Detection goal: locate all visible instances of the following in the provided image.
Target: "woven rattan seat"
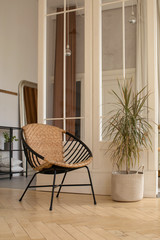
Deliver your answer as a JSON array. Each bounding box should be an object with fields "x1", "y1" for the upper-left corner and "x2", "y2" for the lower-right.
[{"x1": 19, "y1": 123, "x2": 96, "y2": 210}]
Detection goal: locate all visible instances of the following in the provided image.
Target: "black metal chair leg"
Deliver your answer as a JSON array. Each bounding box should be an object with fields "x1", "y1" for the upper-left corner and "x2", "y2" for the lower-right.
[
  {"x1": 85, "y1": 166, "x2": 97, "y2": 205},
  {"x1": 56, "y1": 172, "x2": 67, "y2": 198},
  {"x1": 49, "y1": 170, "x2": 56, "y2": 211},
  {"x1": 19, "y1": 172, "x2": 38, "y2": 201}
]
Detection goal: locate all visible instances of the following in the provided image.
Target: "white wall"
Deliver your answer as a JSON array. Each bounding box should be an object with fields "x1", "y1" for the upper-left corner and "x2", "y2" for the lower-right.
[{"x1": 0, "y1": 0, "x2": 38, "y2": 127}]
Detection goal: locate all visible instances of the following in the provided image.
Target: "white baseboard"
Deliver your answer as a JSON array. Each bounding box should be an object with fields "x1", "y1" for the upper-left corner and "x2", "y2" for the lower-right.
[{"x1": 36, "y1": 169, "x2": 158, "y2": 198}]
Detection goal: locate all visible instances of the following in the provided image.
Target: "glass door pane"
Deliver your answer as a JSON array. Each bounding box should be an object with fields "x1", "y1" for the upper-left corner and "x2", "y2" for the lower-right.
[
  {"x1": 102, "y1": 2, "x2": 123, "y2": 72},
  {"x1": 66, "y1": 0, "x2": 84, "y2": 9},
  {"x1": 47, "y1": 0, "x2": 64, "y2": 14},
  {"x1": 65, "y1": 8, "x2": 84, "y2": 136},
  {"x1": 101, "y1": 2, "x2": 123, "y2": 139},
  {"x1": 46, "y1": 0, "x2": 85, "y2": 139},
  {"x1": 125, "y1": 0, "x2": 136, "y2": 82},
  {"x1": 46, "y1": 13, "x2": 64, "y2": 120}
]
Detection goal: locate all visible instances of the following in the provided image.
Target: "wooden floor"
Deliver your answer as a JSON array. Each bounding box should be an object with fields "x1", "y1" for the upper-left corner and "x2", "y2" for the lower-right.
[{"x1": 0, "y1": 188, "x2": 160, "y2": 240}]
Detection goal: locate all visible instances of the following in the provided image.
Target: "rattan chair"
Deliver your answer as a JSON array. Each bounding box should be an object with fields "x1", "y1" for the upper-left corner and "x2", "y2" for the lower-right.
[{"x1": 19, "y1": 123, "x2": 96, "y2": 210}]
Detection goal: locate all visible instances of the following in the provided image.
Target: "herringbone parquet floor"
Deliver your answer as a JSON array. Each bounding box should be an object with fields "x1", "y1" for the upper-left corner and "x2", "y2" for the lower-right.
[{"x1": 0, "y1": 188, "x2": 160, "y2": 240}]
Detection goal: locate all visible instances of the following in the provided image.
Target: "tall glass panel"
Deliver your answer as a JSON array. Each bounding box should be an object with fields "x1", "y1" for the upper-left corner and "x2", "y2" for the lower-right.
[
  {"x1": 46, "y1": 0, "x2": 85, "y2": 139},
  {"x1": 102, "y1": 2, "x2": 123, "y2": 72},
  {"x1": 46, "y1": 13, "x2": 64, "y2": 121},
  {"x1": 125, "y1": 0, "x2": 137, "y2": 81},
  {"x1": 101, "y1": 2, "x2": 123, "y2": 139},
  {"x1": 65, "y1": 9, "x2": 84, "y2": 137}
]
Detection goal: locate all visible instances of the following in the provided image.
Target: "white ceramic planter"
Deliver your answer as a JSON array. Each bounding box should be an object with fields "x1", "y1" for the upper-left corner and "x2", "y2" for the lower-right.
[{"x1": 111, "y1": 171, "x2": 144, "y2": 202}]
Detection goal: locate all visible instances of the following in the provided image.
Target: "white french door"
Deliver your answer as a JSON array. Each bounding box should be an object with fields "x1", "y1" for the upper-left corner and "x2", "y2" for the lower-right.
[
  {"x1": 38, "y1": 0, "x2": 158, "y2": 196},
  {"x1": 92, "y1": 0, "x2": 137, "y2": 194},
  {"x1": 37, "y1": 0, "x2": 93, "y2": 193},
  {"x1": 92, "y1": 0, "x2": 158, "y2": 196}
]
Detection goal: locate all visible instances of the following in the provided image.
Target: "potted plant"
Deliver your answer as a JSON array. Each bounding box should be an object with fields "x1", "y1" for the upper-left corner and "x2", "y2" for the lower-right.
[
  {"x1": 104, "y1": 80, "x2": 152, "y2": 202},
  {"x1": 3, "y1": 132, "x2": 18, "y2": 150}
]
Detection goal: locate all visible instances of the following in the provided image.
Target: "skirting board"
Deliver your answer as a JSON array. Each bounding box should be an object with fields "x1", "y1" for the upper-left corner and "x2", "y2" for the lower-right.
[{"x1": 36, "y1": 169, "x2": 158, "y2": 197}]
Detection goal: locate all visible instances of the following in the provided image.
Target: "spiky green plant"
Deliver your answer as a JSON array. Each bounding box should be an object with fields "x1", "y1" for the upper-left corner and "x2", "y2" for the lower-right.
[{"x1": 104, "y1": 80, "x2": 152, "y2": 174}]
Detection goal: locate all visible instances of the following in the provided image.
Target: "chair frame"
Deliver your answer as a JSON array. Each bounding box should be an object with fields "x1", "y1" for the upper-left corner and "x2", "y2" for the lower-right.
[{"x1": 19, "y1": 130, "x2": 97, "y2": 210}]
